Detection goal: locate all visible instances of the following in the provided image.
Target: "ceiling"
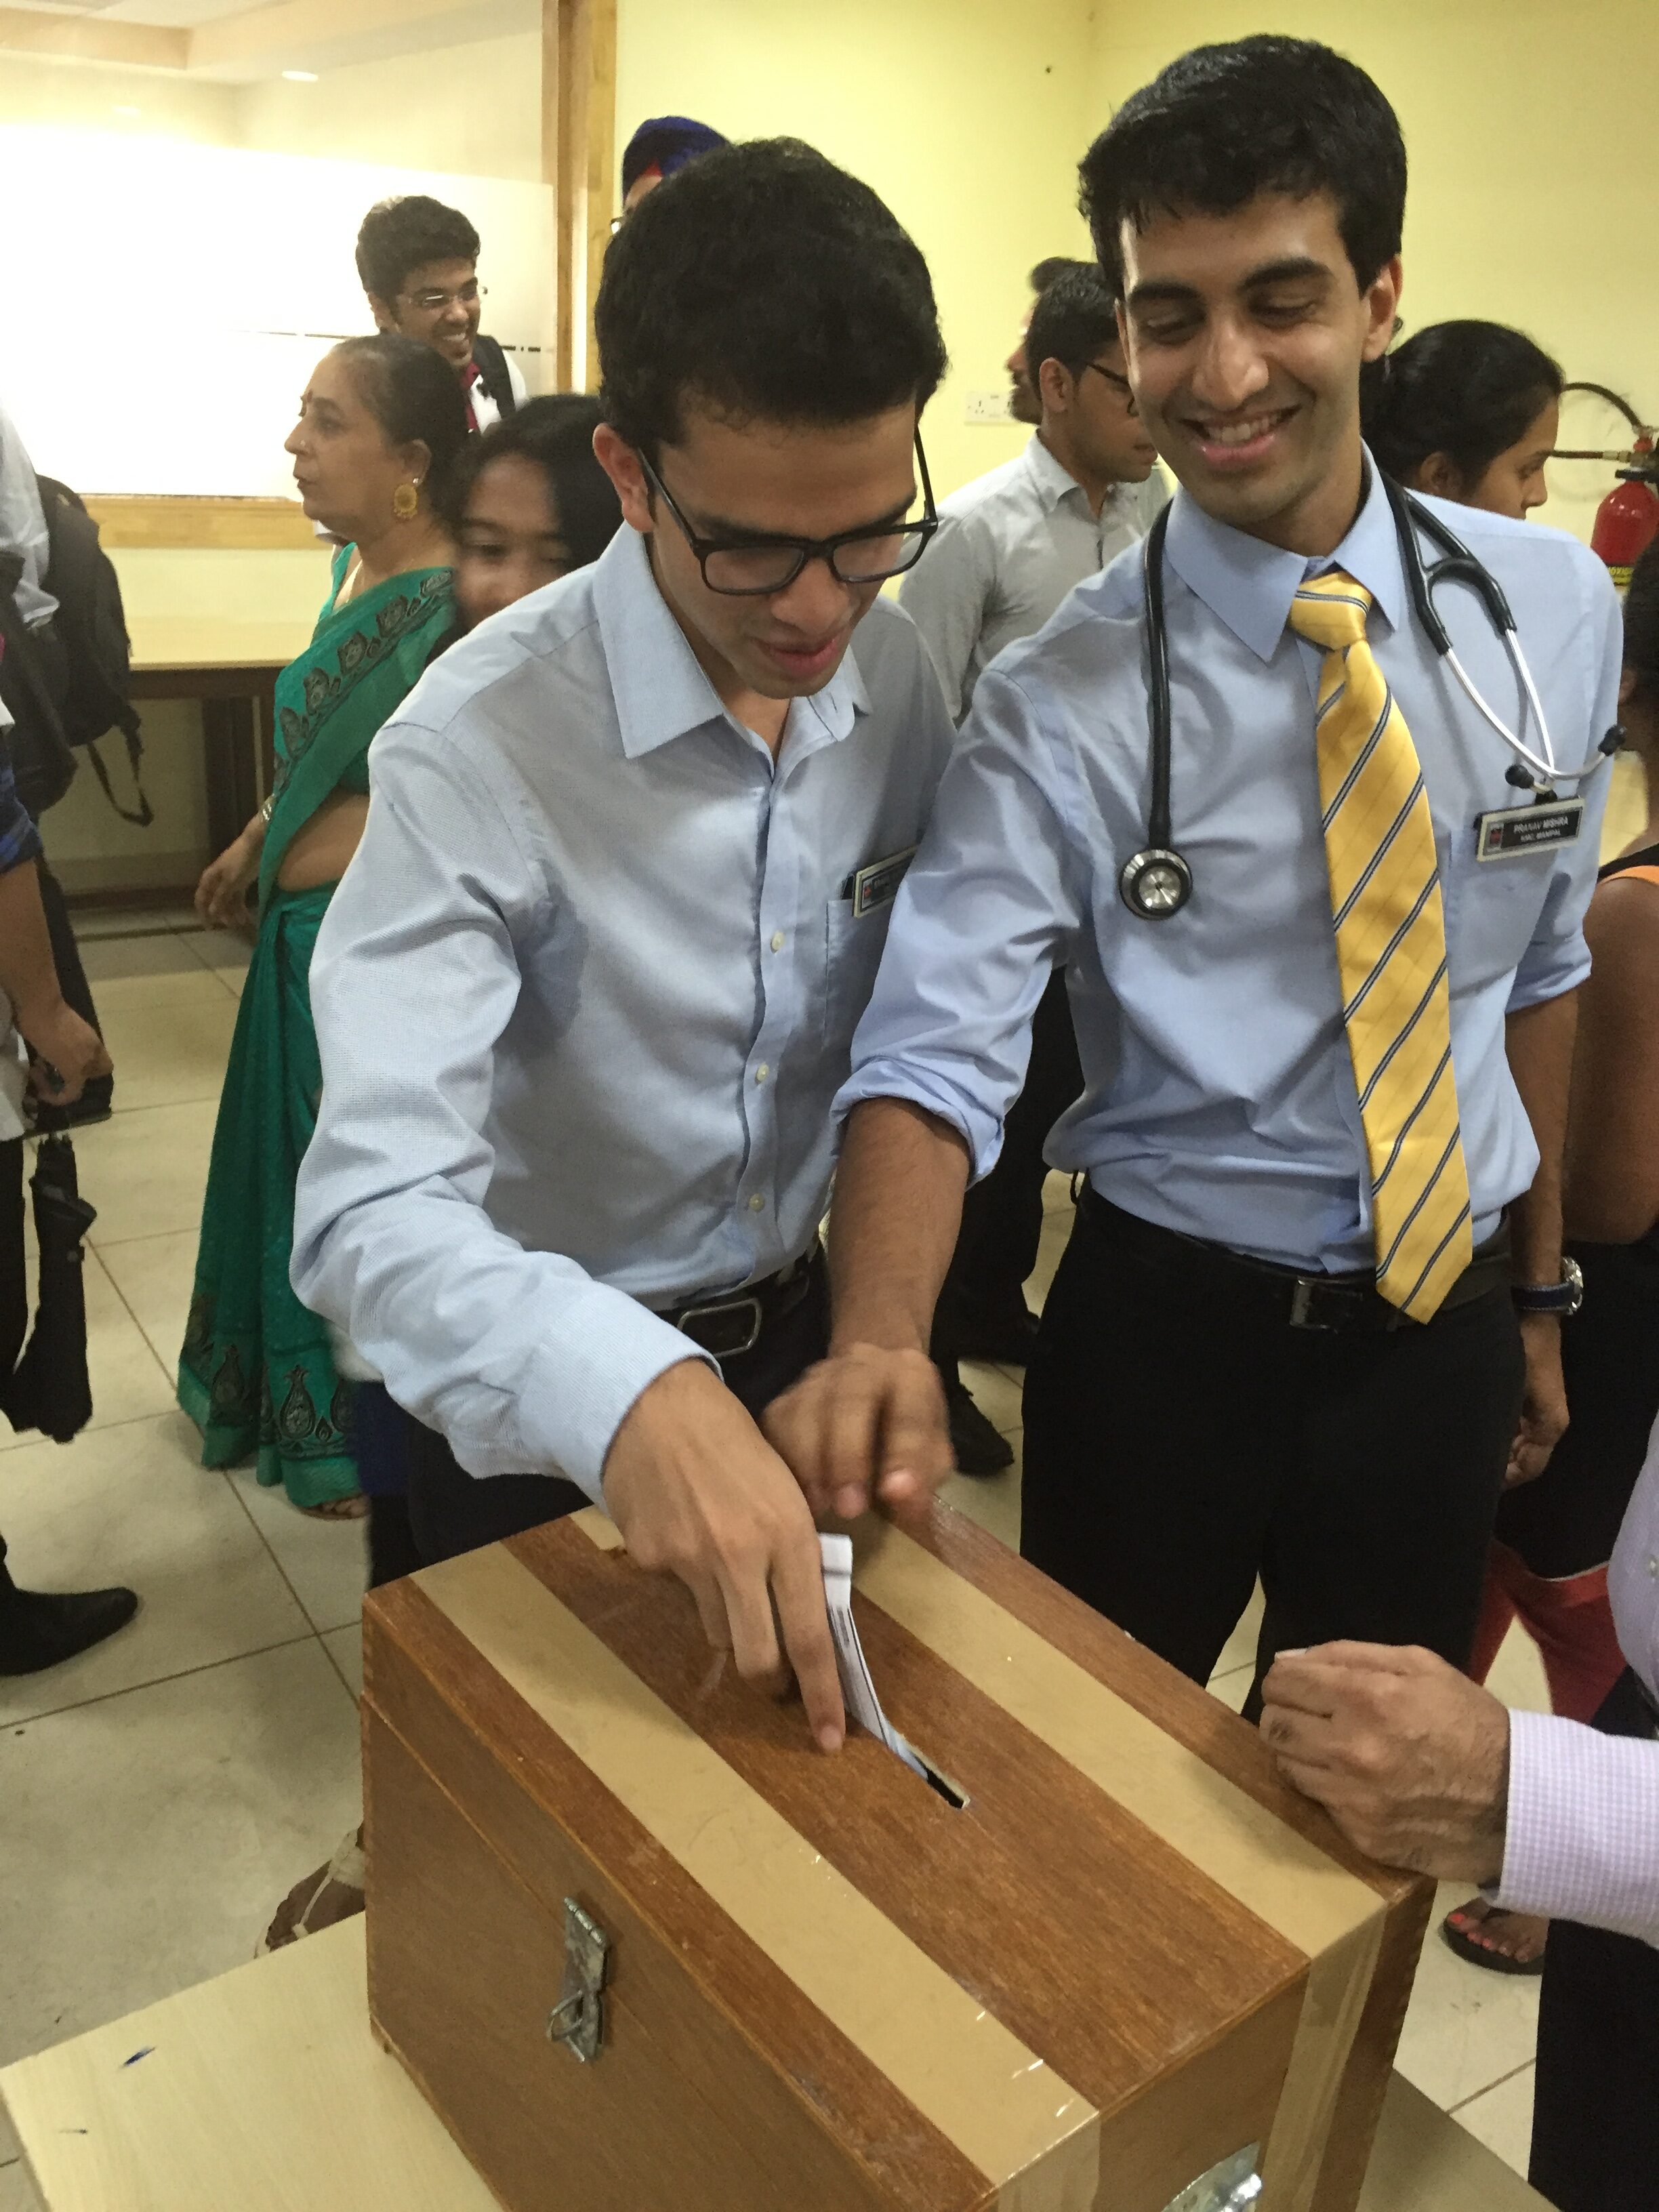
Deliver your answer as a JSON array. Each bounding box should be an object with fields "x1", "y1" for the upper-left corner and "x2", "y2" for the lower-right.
[{"x1": 0, "y1": 0, "x2": 535, "y2": 79}]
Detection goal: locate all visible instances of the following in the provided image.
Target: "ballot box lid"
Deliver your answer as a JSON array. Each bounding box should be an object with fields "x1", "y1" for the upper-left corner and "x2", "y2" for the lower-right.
[{"x1": 362, "y1": 1504, "x2": 1427, "y2": 2212}]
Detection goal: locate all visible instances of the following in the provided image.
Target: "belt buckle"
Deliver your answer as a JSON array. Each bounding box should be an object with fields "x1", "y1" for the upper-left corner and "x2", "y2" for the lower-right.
[
  {"x1": 1289, "y1": 1277, "x2": 1343, "y2": 1332},
  {"x1": 677, "y1": 1294, "x2": 764, "y2": 1359}
]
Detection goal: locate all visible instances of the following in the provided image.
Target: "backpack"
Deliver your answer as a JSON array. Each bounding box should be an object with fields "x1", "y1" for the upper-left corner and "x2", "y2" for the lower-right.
[
  {"x1": 0, "y1": 552, "x2": 77, "y2": 819},
  {"x1": 34, "y1": 476, "x2": 152, "y2": 827},
  {"x1": 472, "y1": 334, "x2": 519, "y2": 424}
]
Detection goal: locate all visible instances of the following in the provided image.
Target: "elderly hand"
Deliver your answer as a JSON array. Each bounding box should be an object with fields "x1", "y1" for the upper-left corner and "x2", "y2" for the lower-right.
[{"x1": 1260, "y1": 1641, "x2": 1511, "y2": 1883}]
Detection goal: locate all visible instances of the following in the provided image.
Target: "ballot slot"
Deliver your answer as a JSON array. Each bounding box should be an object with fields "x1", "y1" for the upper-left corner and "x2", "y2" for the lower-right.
[{"x1": 819, "y1": 1534, "x2": 968, "y2": 1809}]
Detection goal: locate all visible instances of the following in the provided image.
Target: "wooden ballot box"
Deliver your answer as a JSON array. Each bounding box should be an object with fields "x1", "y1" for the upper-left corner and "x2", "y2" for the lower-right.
[{"x1": 361, "y1": 1505, "x2": 1431, "y2": 2212}]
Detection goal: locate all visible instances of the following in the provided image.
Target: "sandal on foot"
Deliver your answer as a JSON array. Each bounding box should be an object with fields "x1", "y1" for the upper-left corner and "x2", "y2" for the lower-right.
[
  {"x1": 258, "y1": 1825, "x2": 367, "y2": 1954},
  {"x1": 1440, "y1": 1898, "x2": 1547, "y2": 1975}
]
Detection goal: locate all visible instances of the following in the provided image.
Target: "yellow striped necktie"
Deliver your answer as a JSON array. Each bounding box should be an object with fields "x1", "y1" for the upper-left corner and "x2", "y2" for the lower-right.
[{"x1": 1288, "y1": 571, "x2": 1472, "y2": 1322}]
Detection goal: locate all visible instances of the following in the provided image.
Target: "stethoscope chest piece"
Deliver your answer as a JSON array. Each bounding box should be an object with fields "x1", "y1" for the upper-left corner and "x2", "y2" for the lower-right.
[{"x1": 1120, "y1": 845, "x2": 1193, "y2": 920}]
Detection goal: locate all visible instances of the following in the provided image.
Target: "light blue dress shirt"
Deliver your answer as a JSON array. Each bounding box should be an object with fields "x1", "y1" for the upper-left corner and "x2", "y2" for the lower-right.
[
  {"x1": 292, "y1": 525, "x2": 954, "y2": 1499},
  {"x1": 840, "y1": 462, "x2": 1621, "y2": 1273}
]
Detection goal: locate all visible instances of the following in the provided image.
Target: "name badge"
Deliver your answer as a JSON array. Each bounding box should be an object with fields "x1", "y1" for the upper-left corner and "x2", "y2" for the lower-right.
[
  {"x1": 841, "y1": 844, "x2": 917, "y2": 918},
  {"x1": 1473, "y1": 798, "x2": 1584, "y2": 862}
]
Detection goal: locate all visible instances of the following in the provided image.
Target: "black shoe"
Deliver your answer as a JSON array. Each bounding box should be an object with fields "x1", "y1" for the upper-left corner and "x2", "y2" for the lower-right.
[
  {"x1": 0, "y1": 1583, "x2": 140, "y2": 1675},
  {"x1": 951, "y1": 1303, "x2": 1041, "y2": 1367},
  {"x1": 943, "y1": 1374, "x2": 1014, "y2": 1478}
]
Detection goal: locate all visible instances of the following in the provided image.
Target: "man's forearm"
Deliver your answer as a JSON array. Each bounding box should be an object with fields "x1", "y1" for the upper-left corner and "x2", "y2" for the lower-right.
[
  {"x1": 1504, "y1": 991, "x2": 1578, "y2": 1281},
  {"x1": 827, "y1": 1098, "x2": 970, "y2": 1353},
  {"x1": 0, "y1": 859, "x2": 64, "y2": 1024}
]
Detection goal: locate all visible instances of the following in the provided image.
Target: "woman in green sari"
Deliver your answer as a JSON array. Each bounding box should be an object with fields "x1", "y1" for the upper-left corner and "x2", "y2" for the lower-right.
[{"x1": 180, "y1": 334, "x2": 468, "y2": 1513}]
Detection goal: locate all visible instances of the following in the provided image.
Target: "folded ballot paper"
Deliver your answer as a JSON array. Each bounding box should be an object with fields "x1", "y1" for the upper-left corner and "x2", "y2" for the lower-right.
[{"x1": 818, "y1": 1532, "x2": 930, "y2": 1782}]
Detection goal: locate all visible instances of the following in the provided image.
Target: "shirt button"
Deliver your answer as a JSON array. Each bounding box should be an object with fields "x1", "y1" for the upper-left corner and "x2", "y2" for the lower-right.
[
  {"x1": 770, "y1": 931, "x2": 785, "y2": 953},
  {"x1": 754, "y1": 1063, "x2": 770, "y2": 1084},
  {"x1": 747, "y1": 1193, "x2": 764, "y2": 1212},
  {"x1": 1648, "y1": 1555, "x2": 1658, "y2": 1580}
]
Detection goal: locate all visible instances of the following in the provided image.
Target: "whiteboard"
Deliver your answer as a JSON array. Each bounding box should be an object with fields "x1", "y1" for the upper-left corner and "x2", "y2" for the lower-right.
[{"x1": 0, "y1": 125, "x2": 556, "y2": 497}]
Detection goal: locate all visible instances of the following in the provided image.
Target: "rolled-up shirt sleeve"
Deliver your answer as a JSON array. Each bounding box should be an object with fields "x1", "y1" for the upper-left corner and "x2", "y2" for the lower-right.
[
  {"x1": 1506, "y1": 552, "x2": 1622, "y2": 1012},
  {"x1": 291, "y1": 722, "x2": 706, "y2": 1504},
  {"x1": 836, "y1": 665, "x2": 1084, "y2": 1181},
  {"x1": 1494, "y1": 1706, "x2": 1659, "y2": 1947}
]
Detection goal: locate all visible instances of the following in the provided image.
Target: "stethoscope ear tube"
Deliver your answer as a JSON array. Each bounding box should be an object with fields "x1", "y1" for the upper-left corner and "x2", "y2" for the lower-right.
[{"x1": 1124, "y1": 508, "x2": 1192, "y2": 920}]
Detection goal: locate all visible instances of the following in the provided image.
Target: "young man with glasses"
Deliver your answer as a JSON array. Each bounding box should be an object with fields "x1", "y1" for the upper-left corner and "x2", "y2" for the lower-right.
[
  {"x1": 294, "y1": 140, "x2": 955, "y2": 1751},
  {"x1": 356, "y1": 195, "x2": 527, "y2": 431},
  {"x1": 899, "y1": 264, "x2": 1166, "y2": 1470}
]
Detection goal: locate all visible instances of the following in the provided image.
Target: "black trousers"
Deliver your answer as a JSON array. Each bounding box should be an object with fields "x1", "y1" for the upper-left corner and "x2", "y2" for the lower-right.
[
  {"x1": 1, "y1": 1137, "x2": 26, "y2": 1612},
  {"x1": 1530, "y1": 1669, "x2": 1659, "y2": 2211},
  {"x1": 1021, "y1": 1194, "x2": 1525, "y2": 1706},
  {"x1": 407, "y1": 1258, "x2": 832, "y2": 1568},
  {"x1": 933, "y1": 971, "x2": 1080, "y2": 1359}
]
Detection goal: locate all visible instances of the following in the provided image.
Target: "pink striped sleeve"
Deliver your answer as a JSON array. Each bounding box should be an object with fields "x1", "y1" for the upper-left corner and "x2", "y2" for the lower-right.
[{"x1": 1494, "y1": 1708, "x2": 1659, "y2": 1947}]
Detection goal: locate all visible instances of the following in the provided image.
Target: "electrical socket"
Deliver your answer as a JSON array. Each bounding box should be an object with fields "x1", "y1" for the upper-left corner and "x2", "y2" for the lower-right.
[{"x1": 964, "y1": 388, "x2": 1012, "y2": 426}]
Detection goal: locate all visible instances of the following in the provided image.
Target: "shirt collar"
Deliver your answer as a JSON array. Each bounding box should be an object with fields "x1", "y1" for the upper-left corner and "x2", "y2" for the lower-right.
[
  {"x1": 590, "y1": 523, "x2": 869, "y2": 760},
  {"x1": 1022, "y1": 432, "x2": 1088, "y2": 513},
  {"x1": 1162, "y1": 448, "x2": 1408, "y2": 664}
]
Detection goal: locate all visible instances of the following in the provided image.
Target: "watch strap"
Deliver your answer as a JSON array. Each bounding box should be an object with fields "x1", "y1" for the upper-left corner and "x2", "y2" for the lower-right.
[{"x1": 1511, "y1": 1258, "x2": 1584, "y2": 1316}]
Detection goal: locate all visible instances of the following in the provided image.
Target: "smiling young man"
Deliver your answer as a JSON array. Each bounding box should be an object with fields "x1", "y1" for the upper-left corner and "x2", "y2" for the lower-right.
[
  {"x1": 356, "y1": 196, "x2": 527, "y2": 431},
  {"x1": 292, "y1": 140, "x2": 954, "y2": 1749},
  {"x1": 766, "y1": 39, "x2": 1620, "y2": 1710}
]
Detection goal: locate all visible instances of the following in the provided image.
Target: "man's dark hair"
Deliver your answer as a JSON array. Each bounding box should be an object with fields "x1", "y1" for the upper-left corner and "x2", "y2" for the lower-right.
[
  {"x1": 330, "y1": 334, "x2": 471, "y2": 489},
  {"x1": 597, "y1": 138, "x2": 947, "y2": 456},
  {"x1": 356, "y1": 195, "x2": 481, "y2": 302},
  {"x1": 1079, "y1": 37, "x2": 1407, "y2": 291},
  {"x1": 434, "y1": 393, "x2": 623, "y2": 570},
  {"x1": 1028, "y1": 254, "x2": 1091, "y2": 296},
  {"x1": 1025, "y1": 267, "x2": 1120, "y2": 386},
  {"x1": 1364, "y1": 320, "x2": 1563, "y2": 487},
  {"x1": 1622, "y1": 539, "x2": 1659, "y2": 705}
]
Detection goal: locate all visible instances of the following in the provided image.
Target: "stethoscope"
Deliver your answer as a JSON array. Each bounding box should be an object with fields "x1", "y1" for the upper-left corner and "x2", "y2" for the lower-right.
[{"x1": 1120, "y1": 474, "x2": 1624, "y2": 920}]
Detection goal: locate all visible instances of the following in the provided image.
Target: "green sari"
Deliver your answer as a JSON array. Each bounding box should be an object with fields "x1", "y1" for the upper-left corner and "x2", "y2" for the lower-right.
[{"x1": 178, "y1": 550, "x2": 455, "y2": 1507}]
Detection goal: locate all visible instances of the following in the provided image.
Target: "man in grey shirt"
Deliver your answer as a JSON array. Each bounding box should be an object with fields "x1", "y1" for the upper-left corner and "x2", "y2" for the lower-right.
[
  {"x1": 899, "y1": 268, "x2": 1167, "y2": 1466},
  {"x1": 902, "y1": 266, "x2": 1166, "y2": 721}
]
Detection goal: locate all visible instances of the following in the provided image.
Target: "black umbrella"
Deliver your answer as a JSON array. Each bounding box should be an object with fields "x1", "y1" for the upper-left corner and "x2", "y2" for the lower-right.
[{"x1": 0, "y1": 1103, "x2": 97, "y2": 1444}]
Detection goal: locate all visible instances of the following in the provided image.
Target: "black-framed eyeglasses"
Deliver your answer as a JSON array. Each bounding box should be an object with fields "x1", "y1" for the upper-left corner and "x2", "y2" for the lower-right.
[
  {"x1": 636, "y1": 434, "x2": 939, "y2": 595},
  {"x1": 1084, "y1": 360, "x2": 1138, "y2": 413}
]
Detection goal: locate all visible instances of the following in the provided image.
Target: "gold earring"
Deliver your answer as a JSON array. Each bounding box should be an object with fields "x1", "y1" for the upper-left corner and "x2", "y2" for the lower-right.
[{"x1": 392, "y1": 480, "x2": 420, "y2": 521}]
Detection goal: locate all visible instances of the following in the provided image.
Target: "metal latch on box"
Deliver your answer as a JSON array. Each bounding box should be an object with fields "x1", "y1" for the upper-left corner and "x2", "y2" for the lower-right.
[{"x1": 546, "y1": 1898, "x2": 609, "y2": 2063}]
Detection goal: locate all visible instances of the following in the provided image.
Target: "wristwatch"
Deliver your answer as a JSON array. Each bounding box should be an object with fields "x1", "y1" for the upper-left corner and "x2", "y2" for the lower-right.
[{"x1": 1511, "y1": 1257, "x2": 1584, "y2": 1317}]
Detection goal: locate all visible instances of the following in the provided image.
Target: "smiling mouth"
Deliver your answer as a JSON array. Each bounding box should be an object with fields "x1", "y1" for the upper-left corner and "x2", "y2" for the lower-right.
[{"x1": 1186, "y1": 405, "x2": 1298, "y2": 464}]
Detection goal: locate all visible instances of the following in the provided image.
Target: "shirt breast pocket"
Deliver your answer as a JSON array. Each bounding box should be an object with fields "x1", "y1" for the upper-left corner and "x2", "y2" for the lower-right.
[
  {"x1": 1443, "y1": 840, "x2": 1564, "y2": 992},
  {"x1": 821, "y1": 899, "x2": 893, "y2": 1057}
]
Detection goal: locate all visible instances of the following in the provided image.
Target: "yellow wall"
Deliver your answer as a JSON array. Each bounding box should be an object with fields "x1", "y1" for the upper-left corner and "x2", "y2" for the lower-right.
[
  {"x1": 615, "y1": 0, "x2": 1098, "y2": 498},
  {"x1": 0, "y1": 33, "x2": 539, "y2": 176},
  {"x1": 0, "y1": 56, "x2": 236, "y2": 142},
  {"x1": 237, "y1": 30, "x2": 541, "y2": 179},
  {"x1": 1085, "y1": 0, "x2": 1659, "y2": 544}
]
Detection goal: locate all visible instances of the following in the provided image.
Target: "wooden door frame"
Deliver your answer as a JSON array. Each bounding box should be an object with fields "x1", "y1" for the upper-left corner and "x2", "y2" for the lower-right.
[{"x1": 541, "y1": 0, "x2": 617, "y2": 390}]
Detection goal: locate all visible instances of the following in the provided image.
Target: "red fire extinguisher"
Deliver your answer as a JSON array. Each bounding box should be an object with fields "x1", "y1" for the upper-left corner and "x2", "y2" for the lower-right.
[
  {"x1": 1591, "y1": 436, "x2": 1659, "y2": 589},
  {"x1": 1559, "y1": 383, "x2": 1659, "y2": 589}
]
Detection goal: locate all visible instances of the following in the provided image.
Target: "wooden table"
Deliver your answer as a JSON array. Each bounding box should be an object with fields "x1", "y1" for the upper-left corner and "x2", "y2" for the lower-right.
[
  {"x1": 0, "y1": 1919, "x2": 1549, "y2": 2212},
  {"x1": 125, "y1": 615, "x2": 312, "y2": 861}
]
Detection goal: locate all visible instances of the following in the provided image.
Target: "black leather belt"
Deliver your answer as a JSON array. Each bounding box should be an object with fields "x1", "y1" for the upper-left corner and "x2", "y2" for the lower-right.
[
  {"x1": 657, "y1": 1243, "x2": 821, "y2": 1359},
  {"x1": 1080, "y1": 1189, "x2": 1512, "y2": 1334}
]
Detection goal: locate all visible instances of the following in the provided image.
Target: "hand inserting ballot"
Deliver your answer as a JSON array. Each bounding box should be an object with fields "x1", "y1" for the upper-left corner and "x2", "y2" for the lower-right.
[{"x1": 601, "y1": 1359, "x2": 849, "y2": 1752}]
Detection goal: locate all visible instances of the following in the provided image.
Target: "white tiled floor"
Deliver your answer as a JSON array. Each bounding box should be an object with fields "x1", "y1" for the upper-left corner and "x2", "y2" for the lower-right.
[{"x1": 0, "y1": 920, "x2": 1551, "y2": 2192}]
